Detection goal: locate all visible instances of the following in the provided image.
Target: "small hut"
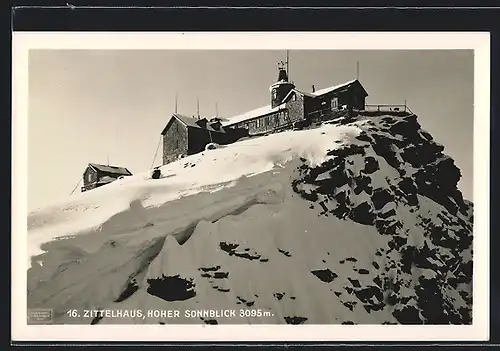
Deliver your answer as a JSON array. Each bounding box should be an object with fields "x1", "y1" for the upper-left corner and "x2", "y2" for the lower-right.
[{"x1": 81, "y1": 163, "x2": 133, "y2": 192}]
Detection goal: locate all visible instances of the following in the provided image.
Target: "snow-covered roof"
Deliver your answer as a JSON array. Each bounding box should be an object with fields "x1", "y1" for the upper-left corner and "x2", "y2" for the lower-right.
[
  {"x1": 194, "y1": 80, "x2": 366, "y2": 129},
  {"x1": 220, "y1": 103, "x2": 287, "y2": 127},
  {"x1": 295, "y1": 89, "x2": 316, "y2": 98},
  {"x1": 311, "y1": 79, "x2": 360, "y2": 97},
  {"x1": 89, "y1": 163, "x2": 132, "y2": 176}
]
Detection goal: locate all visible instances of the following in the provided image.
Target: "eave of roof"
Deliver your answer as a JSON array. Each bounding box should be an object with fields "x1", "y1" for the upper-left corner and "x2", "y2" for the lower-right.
[
  {"x1": 88, "y1": 163, "x2": 132, "y2": 175},
  {"x1": 311, "y1": 79, "x2": 368, "y2": 97},
  {"x1": 220, "y1": 103, "x2": 287, "y2": 127}
]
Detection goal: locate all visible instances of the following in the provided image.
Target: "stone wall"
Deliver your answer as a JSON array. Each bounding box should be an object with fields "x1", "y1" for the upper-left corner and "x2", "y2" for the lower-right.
[{"x1": 162, "y1": 119, "x2": 189, "y2": 165}]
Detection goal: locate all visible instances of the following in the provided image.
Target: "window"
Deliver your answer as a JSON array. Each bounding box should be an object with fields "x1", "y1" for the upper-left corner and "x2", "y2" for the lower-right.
[
  {"x1": 292, "y1": 93, "x2": 297, "y2": 101},
  {"x1": 87, "y1": 172, "x2": 92, "y2": 183},
  {"x1": 332, "y1": 97, "x2": 339, "y2": 109},
  {"x1": 272, "y1": 89, "x2": 277, "y2": 100}
]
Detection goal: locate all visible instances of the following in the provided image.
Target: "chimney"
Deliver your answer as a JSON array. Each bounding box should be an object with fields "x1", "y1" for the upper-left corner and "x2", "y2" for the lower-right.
[{"x1": 312, "y1": 85, "x2": 315, "y2": 93}]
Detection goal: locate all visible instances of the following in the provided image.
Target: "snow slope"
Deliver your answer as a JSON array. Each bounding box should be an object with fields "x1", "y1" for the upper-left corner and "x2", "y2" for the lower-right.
[{"x1": 27, "y1": 113, "x2": 473, "y2": 325}]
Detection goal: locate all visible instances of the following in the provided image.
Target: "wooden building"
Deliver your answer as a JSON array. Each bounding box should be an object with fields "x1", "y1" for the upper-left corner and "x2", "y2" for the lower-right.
[
  {"x1": 160, "y1": 114, "x2": 245, "y2": 165},
  {"x1": 81, "y1": 163, "x2": 133, "y2": 192}
]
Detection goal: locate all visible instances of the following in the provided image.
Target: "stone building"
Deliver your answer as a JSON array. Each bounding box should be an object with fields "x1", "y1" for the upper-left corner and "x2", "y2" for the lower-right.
[
  {"x1": 160, "y1": 62, "x2": 369, "y2": 165},
  {"x1": 160, "y1": 114, "x2": 245, "y2": 165}
]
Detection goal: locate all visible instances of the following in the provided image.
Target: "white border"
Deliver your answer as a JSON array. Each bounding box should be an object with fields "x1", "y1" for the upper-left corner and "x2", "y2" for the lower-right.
[{"x1": 12, "y1": 32, "x2": 490, "y2": 342}]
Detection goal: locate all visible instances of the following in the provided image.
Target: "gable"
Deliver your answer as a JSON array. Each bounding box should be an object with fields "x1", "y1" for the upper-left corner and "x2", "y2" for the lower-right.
[
  {"x1": 282, "y1": 88, "x2": 315, "y2": 103},
  {"x1": 83, "y1": 166, "x2": 95, "y2": 178},
  {"x1": 349, "y1": 80, "x2": 369, "y2": 97},
  {"x1": 83, "y1": 166, "x2": 98, "y2": 184},
  {"x1": 161, "y1": 115, "x2": 185, "y2": 135},
  {"x1": 162, "y1": 114, "x2": 226, "y2": 135}
]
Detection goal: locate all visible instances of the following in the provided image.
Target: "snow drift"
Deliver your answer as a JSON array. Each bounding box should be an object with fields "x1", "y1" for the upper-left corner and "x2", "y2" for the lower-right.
[{"x1": 27, "y1": 113, "x2": 473, "y2": 325}]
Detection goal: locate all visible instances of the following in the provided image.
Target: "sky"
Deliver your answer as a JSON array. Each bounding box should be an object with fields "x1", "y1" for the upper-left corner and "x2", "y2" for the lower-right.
[{"x1": 28, "y1": 49, "x2": 474, "y2": 211}]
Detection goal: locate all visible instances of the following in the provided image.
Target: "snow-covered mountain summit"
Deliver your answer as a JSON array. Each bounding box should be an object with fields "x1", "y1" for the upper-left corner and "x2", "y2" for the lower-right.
[{"x1": 27, "y1": 113, "x2": 473, "y2": 325}]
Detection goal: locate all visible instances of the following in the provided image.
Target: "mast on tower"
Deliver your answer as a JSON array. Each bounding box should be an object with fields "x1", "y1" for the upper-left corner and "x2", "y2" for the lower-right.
[
  {"x1": 270, "y1": 54, "x2": 295, "y2": 108},
  {"x1": 286, "y1": 50, "x2": 290, "y2": 81},
  {"x1": 174, "y1": 91, "x2": 178, "y2": 113}
]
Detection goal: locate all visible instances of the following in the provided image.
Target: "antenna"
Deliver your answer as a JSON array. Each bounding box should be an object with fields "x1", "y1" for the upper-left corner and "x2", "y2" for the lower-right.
[
  {"x1": 197, "y1": 98, "x2": 200, "y2": 118},
  {"x1": 356, "y1": 61, "x2": 360, "y2": 80},
  {"x1": 107, "y1": 154, "x2": 109, "y2": 166},
  {"x1": 174, "y1": 91, "x2": 178, "y2": 113},
  {"x1": 286, "y1": 50, "x2": 290, "y2": 80}
]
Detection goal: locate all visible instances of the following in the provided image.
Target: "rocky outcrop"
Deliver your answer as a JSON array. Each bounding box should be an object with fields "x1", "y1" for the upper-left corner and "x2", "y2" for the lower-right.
[
  {"x1": 26, "y1": 113, "x2": 473, "y2": 326},
  {"x1": 291, "y1": 114, "x2": 473, "y2": 324}
]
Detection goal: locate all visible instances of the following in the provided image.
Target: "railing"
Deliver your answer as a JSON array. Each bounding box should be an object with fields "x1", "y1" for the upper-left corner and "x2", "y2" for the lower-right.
[
  {"x1": 304, "y1": 103, "x2": 416, "y2": 126},
  {"x1": 364, "y1": 104, "x2": 414, "y2": 115},
  {"x1": 307, "y1": 106, "x2": 348, "y2": 122}
]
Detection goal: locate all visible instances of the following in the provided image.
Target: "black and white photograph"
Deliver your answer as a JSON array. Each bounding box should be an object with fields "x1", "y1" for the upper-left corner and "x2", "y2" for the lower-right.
[{"x1": 12, "y1": 32, "x2": 490, "y2": 342}]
